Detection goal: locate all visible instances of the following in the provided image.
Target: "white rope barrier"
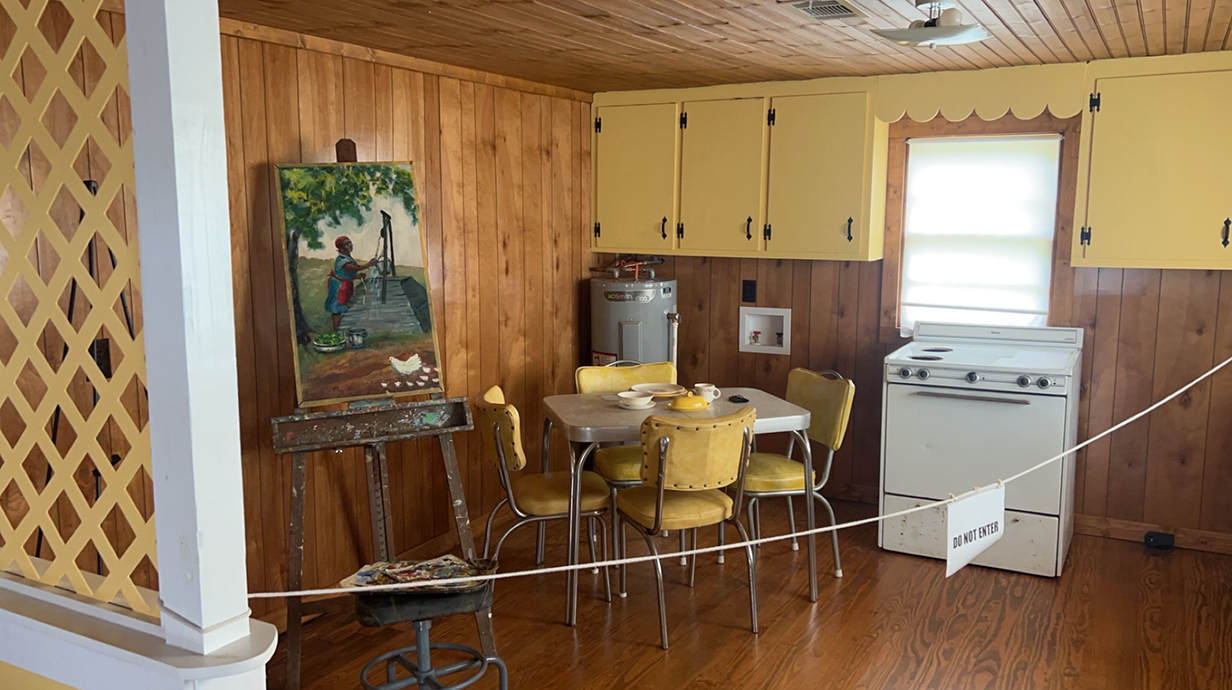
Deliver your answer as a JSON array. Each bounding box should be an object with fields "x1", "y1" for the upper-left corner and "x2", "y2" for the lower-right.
[{"x1": 248, "y1": 352, "x2": 1232, "y2": 601}]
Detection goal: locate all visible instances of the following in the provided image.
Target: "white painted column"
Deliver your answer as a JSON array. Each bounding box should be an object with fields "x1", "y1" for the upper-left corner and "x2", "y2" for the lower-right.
[{"x1": 125, "y1": 0, "x2": 253, "y2": 655}]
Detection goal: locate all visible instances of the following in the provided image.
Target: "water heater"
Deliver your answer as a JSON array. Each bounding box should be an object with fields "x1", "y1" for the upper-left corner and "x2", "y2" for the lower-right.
[{"x1": 590, "y1": 277, "x2": 678, "y2": 365}]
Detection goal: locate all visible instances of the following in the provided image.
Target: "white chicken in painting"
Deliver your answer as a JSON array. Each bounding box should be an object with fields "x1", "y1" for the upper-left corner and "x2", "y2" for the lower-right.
[{"x1": 389, "y1": 353, "x2": 423, "y2": 376}]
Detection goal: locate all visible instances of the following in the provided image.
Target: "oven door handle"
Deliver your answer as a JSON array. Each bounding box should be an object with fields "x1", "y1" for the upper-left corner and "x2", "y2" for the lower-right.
[{"x1": 913, "y1": 391, "x2": 1031, "y2": 405}]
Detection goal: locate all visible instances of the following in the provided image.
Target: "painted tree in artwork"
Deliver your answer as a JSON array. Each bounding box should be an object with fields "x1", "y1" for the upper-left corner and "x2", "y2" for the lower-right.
[{"x1": 278, "y1": 165, "x2": 419, "y2": 345}]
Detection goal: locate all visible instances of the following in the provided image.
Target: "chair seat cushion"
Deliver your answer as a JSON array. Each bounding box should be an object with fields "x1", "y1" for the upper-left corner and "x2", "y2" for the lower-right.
[
  {"x1": 744, "y1": 452, "x2": 815, "y2": 493},
  {"x1": 355, "y1": 583, "x2": 494, "y2": 627},
  {"x1": 513, "y1": 470, "x2": 610, "y2": 516},
  {"x1": 617, "y1": 485, "x2": 733, "y2": 531},
  {"x1": 595, "y1": 444, "x2": 643, "y2": 482}
]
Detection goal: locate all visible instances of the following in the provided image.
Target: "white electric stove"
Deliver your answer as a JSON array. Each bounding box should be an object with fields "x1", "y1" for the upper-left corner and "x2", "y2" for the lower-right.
[{"x1": 878, "y1": 322, "x2": 1084, "y2": 577}]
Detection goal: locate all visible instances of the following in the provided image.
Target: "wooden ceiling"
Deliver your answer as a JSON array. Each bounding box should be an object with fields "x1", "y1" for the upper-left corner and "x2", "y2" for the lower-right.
[{"x1": 216, "y1": 0, "x2": 1232, "y2": 92}]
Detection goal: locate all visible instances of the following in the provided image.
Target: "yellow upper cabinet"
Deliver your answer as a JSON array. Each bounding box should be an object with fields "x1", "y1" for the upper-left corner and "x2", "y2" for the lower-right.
[
  {"x1": 594, "y1": 103, "x2": 679, "y2": 253},
  {"x1": 678, "y1": 98, "x2": 767, "y2": 255},
  {"x1": 1078, "y1": 70, "x2": 1232, "y2": 269},
  {"x1": 765, "y1": 92, "x2": 887, "y2": 260}
]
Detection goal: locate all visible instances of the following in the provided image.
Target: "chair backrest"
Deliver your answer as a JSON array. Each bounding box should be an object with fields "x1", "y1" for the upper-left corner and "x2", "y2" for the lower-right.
[
  {"x1": 473, "y1": 386, "x2": 527, "y2": 472},
  {"x1": 575, "y1": 361, "x2": 678, "y2": 394},
  {"x1": 639, "y1": 407, "x2": 755, "y2": 490},
  {"x1": 786, "y1": 368, "x2": 855, "y2": 450}
]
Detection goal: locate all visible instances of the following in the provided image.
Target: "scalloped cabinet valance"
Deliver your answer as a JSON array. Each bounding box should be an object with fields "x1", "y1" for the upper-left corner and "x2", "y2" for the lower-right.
[{"x1": 592, "y1": 51, "x2": 1232, "y2": 268}]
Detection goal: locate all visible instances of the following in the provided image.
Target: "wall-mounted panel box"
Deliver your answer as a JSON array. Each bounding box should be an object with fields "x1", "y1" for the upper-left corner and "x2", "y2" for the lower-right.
[{"x1": 739, "y1": 307, "x2": 791, "y2": 356}]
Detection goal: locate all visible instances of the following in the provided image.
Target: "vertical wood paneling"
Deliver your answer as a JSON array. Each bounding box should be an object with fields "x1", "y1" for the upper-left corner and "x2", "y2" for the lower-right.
[
  {"x1": 204, "y1": 36, "x2": 593, "y2": 598},
  {"x1": 1142, "y1": 271, "x2": 1220, "y2": 528},
  {"x1": 1201, "y1": 272, "x2": 1232, "y2": 533},
  {"x1": 1106, "y1": 269, "x2": 1161, "y2": 521}
]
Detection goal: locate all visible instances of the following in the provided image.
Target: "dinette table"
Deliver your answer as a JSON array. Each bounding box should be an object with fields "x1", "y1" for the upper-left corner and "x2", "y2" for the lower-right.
[{"x1": 540, "y1": 387, "x2": 820, "y2": 626}]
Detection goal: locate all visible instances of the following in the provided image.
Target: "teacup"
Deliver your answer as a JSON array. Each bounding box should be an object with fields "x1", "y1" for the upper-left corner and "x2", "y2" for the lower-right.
[
  {"x1": 693, "y1": 383, "x2": 721, "y2": 402},
  {"x1": 617, "y1": 391, "x2": 655, "y2": 409}
]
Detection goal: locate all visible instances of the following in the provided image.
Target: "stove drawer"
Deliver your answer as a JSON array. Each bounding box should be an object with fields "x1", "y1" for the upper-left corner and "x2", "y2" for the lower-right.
[
  {"x1": 879, "y1": 493, "x2": 1063, "y2": 577},
  {"x1": 883, "y1": 383, "x2": 1066, "y2": 515}
]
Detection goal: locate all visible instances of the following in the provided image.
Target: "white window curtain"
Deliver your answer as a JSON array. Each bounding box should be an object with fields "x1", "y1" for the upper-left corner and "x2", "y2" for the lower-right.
[{"x1": 900, "y1": 135, "x2": 1062, "y2": 334}]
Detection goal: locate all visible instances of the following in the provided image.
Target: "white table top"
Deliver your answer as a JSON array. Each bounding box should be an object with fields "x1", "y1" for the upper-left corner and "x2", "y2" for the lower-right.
[{"x1": 543, "y1": 387, "x2": 811, "y2": 444}]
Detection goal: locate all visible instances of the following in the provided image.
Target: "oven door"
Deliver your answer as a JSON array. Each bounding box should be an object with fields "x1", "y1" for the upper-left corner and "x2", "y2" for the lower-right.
[{"x1": 883, "y1": 383, "x2": 1065, "y2": 514}]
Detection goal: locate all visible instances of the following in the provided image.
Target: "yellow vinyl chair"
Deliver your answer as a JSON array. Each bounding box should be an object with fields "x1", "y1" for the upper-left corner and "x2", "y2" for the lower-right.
[
  {"x1": 573, "y1": 361, "x2": 678, "y2": 588},
  {"x1": 617, "y1": 407, "x2": 758, "y2": 650},
  {"x1": 740, "y1": 368, "x2": 854, "y2": 579},
  {"x1": 475, "y1": 386, "x2": 610, "y2": 602}
]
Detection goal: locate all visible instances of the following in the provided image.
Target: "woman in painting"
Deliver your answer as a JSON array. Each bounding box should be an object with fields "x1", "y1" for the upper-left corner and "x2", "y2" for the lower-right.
[{"x1": 326, "y1": 235, "x2": 377, "y2": 331}]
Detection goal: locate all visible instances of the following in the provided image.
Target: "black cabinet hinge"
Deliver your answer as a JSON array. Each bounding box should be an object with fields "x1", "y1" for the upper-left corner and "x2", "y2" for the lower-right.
[
  {"x1": 763, "y1": 224, "x2": 772, "y2": 241},
  {"x1": 1080, "y1": 226, "x2": 1092, "y2": 245},
  {"x1": 676, "y1": 222, "x2": 684, "y2": 239},
  {"x1": 594, "y1": 117, "x2": 601, "y2": 133},
  {"x1": 767, "y1": 108, "x2": 776, "y2": 126},
  {"x1": 679, "y1": 112, "x2": 688, "y2": 129},
  {"x1": 593, "y1": 222, "x2": 601, "y2": 238},
  {"x1": 1089, "y1": 92, "x2": 1101, "y2": 112}
]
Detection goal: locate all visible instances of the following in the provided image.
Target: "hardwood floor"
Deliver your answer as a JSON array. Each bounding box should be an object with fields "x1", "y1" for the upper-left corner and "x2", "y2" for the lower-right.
[{"x1": 267, "y1": 500, "x2": 1232, "y2": 689}]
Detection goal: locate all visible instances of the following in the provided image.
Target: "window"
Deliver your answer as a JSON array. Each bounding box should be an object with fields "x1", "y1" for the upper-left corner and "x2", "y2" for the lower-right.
[{"x1": 898, "y1": 135, "x2": 1062, "y2": 333}]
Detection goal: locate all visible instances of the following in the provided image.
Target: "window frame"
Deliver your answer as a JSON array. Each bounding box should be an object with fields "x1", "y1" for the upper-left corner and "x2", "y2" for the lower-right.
[{"x1": 878, "y1": 112, "x2": 1082, "y2": 345}]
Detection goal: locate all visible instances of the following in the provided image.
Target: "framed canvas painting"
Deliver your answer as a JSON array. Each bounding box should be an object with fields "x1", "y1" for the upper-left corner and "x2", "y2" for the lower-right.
[{"x1": 275, "y1": 162, "x2": 443, "y2": 406}]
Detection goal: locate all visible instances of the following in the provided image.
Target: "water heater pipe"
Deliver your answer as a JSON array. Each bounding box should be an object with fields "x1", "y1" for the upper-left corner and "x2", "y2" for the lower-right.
[{"x1": 667, "y1": 312, "x2": 680, "y2": 368}]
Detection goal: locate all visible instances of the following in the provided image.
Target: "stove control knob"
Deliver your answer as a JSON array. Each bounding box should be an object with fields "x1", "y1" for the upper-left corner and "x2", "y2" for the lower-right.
[
  {"x1": 966, "y1": 372, "x2": 980, "y2": 384},
  {"x1": 1017, "y1": 375, "x2": 1033, "y2": 388},
  {"x1": 917, "y1": 369, "x2": 931, "y2": 380},
  {"x1": 898, "y1": 367, "x2": 913, "y2": 379},
  {"x1": 1037, "y1": 377, "x2": 1053, "y2": 390}
]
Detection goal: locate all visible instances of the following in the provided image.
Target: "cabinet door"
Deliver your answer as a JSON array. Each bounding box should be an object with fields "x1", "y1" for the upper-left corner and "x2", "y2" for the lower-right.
[
  {"x1": 1081, "y1": 71, "x2": 1232, "y2": 268},
  {"x1": 594, "y1": 103, "x2": 678, "y2": 252},
  {"x1": 765, "y1": 92, "x2": 874, "y2": 258},
  {"x1": 678, "y1": 98, "x2": 766, "y2": 255}
]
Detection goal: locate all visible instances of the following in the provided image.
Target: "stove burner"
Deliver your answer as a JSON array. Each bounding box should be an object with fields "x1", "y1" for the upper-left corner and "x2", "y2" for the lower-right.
[
  {"x1": 909, "y1": 355, "x2": 943, "y2": 361},
  {"x1": 921, "y1": 347, "x2": 953, "y2": 353}
]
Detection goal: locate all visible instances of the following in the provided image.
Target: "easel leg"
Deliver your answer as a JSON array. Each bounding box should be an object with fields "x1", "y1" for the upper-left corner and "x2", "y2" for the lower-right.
[
  {"x1": 286, "y1": 451, "x2": 308, "y2": 690},
  {"x1": 364, "y1": 442, "x2": 395, "y2": 561},
  {"x1": 438, "y1": 432, "x2": 497, "y2": 657}
]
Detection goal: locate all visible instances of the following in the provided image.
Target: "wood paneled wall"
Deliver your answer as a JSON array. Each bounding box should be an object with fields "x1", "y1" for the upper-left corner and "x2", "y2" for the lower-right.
[
  {"x1": 651, "y1": 254, "x2": 1232, "y2": 539},
  {"x1": 218, "y1": 29, "x2": 593, "y2": 613}
]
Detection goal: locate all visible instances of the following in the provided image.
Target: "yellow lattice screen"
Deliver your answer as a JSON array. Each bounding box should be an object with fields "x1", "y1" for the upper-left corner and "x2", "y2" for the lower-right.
[{"x1": 0, "y1": 0, "x2": 155, "y2": 614}]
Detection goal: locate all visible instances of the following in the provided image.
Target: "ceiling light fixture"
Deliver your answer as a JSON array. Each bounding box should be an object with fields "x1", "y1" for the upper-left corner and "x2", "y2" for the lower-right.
[{"x1": 871, "y1": 0, "x2": 992, "y2": 48}]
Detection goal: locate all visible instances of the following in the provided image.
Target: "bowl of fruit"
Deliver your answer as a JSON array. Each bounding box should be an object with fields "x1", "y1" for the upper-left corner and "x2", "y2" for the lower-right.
[{"x1": 312, "y1": 331, "x2": 346, "y2": 353}]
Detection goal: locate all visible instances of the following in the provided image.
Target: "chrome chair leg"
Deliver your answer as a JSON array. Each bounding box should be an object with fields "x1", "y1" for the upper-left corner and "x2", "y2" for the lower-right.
[
  {"x1": 619, "y1": 518, "x2": 628, "y2": 598},
  {"x1": 491, "y1": 518, "x2": 535, "y2": 563},
  {"x1": 535, "y1": 522, "x2": 546, "y2": 567},
  {"x1": 583, "y1": 517, "x2": 608, "y2": 603},
  {"x1": 678, "y1": 530, "x2": 688, "y2": 566},
  {"x1": 640, "y1": 530, "x2": 669, "y2": 650},
  {"x1": 785, "y1": 495, "x2": 799, "y2": 551},
  {"x1": 813, "y1": 492, "x2": 843, "y2": 577},
  {"x1": 482, "y1": 498, "x2": 508, "y2": 558},
  {"x1": 596, "y1": 516, "x2": 612, "y2": 603},
  {"x1": 608, "y1": 485, "x2": 620, "y2": 580},
  {"x1": 586, "y1": 516, "x2": 600, "y2": 574},
  {"x1": 687, "y1": 528, "x2": 698, "y2": 588},
  {"x1": 716, "y1": 523, "x2": 725, "y2": 564},
  {"x1": 748, "y1": 498, "x2": 761, "y2": 549},
  {"x1": 732, "y1": 519, "x2": 759, "y2": 634}
]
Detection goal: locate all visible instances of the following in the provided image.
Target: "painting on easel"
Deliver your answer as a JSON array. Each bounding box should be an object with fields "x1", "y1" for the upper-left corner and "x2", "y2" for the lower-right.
[{"x1": 275, "y1": 162, "x2": 443, "y2": 406}]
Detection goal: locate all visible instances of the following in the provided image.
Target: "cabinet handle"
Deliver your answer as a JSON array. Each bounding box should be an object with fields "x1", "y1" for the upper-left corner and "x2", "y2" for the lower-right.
[
  {"x1": 661, "y1": 217, "x2": 668, "y2": 240},
  {"x1": 1223, "y1": 218, "x2": 1230, "y2": 248},
  {"x1": 745, "y1": 216, "x2": 753, "y2": 241},
  {"x1": 846, "y1": 217, "x2": 853, "y2": 242}
]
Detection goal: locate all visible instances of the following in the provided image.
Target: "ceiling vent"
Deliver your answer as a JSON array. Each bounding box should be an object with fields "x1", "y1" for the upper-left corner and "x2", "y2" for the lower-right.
[{"x1": 782, "y1": 0, "x2": 867, "y2": 21}]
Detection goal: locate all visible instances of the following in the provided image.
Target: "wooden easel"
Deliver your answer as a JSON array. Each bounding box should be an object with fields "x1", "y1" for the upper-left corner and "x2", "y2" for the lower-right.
[{"x1": 273, "y1": 140, "x2": 494, "y2": 690}]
